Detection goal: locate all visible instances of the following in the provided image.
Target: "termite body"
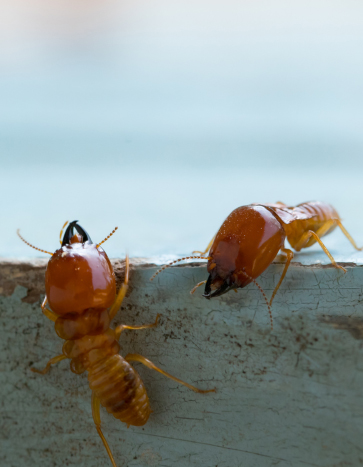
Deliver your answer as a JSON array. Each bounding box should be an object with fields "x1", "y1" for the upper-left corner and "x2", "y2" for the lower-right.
[
  {"x1": 18, "y1": 221, "x2": 214, "y2": 467},
  {"x1": 151, "y1": 201, "x2": 362, "y2": 329},
  {"x1": 202, "y1": 201, "x2": 355, "y2": 301}
]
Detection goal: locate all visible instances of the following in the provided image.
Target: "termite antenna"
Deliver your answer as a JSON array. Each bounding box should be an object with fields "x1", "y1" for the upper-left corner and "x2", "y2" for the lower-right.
[
  {"x1": 59, "y1": 221, "x2": 68, "y2": 245},
  {"x1": 190, "y1": 280, "x2": 207, "y2": 295},
  {"x1": 150, "y1": 256, "x2": 211, "y2": 282},
  {"x1": 96, "y1": 227, "x2": 118, "y2": 249},
  {"x1": 17, "y1": 229, "x2": 53, "y2": 256},
  {"x1": 238, "y1": 269, "x2": 273, "y2": 331}
]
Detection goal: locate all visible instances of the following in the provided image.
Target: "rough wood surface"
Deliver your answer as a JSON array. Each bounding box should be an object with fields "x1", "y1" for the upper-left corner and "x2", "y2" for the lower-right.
[{"x1": 1, "y1": 258, "x2": 363, "y2": 467}]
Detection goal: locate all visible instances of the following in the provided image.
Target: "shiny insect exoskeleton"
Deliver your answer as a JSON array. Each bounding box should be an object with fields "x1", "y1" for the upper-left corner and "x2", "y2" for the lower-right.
[
  {"x1": 151, "y1": 201, "x2": 362, "y2": 330},
  {"x1": 18, "y1": 221, "x2": 214, "y2": 467}
]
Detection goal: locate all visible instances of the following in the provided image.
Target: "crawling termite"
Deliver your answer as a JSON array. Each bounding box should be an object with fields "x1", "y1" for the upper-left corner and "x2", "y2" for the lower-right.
[
  {"x1": 18, "y1": 221, "x2": 215, "y2": 467},
  {"x1": 151, "y1": 201, "x2": 362, "y2": 330}
]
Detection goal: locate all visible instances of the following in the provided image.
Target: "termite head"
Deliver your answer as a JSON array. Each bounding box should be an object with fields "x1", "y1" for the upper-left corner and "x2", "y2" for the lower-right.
[
  {"x1": 203, "y1": 205, "x2": 285, "y2": 299},
  {"x1": 46, "y1": 221, "x2": 116, "y2": 315},
  {"x1": 202, "y1": 239, "x2": 241, "y2": 299},
  {"x1": 203, "y1": 263, "x2": 237, "y2": 299}
]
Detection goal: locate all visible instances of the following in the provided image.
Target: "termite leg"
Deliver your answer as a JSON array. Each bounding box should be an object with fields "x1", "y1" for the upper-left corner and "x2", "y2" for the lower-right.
[
  {"x1": 41, "y1": 296, "x2": 59, "y2": 322},
  {"x1": 192, "y1": 235, "x2": 216, "y2": 256},
  {"x1": 294, "y1": 226, "x2": 347, "y2": 273},
  {"x1": 115, "y1": 314, "x2": 160, "y2": 340},
  {"x1": 109, "y1": 255, "x2": 129, "y2": 321},
  {"x1": 190, "y1": 280, "x2": 207, "y2": 295},
  {"x1": 125, "y1": 353, "x2": 216, "y2": 394},
  {"x1": 31, "y1": 354, "x2": 67, "y2": 375},
  {"x1": 300, "y1": 220, "x2": 336, "y2": 249},
  {"x1": 269, "y1": 247, "x2": 294, "y2": 306},
  {"x1": 92, "y1": 392, "x2": 117, "y2": 467},
  {"x1": 335, "y1": 220, "x2": 363, "y2": 251}
]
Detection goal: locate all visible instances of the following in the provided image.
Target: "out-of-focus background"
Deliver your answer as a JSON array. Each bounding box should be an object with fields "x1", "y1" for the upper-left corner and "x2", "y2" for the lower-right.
[{"x1": 2, "y1": 0, "x2": 363, "y2": 259}]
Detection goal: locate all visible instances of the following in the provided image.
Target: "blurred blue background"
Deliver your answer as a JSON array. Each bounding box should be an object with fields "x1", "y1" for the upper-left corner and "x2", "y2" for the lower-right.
[{"x1": 1, "y1": 1, "x2": 363, "y2": 258}]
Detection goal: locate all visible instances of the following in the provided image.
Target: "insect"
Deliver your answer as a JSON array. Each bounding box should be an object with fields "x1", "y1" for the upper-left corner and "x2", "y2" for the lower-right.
[
  {"x1": 18, "y1": 220, "x2": 214, "y2": 467},
  {"x1": 151, "y1": 201, "x2": 362, "y2": 329}
]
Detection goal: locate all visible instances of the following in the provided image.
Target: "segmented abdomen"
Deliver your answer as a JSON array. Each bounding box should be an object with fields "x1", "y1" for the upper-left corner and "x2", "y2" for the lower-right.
[
  {"x1": 285, "y1": 201, "x2": 340, "y2": 250},
  {"x1": 88, "y1": 354, "x2": 151, "y2": 426},
  {"x1": 57, "y1": 308, "x2": 151, "y2": 426},
  {"x1": 294, "y1": 201, "x2": 339, "y2": 224}
]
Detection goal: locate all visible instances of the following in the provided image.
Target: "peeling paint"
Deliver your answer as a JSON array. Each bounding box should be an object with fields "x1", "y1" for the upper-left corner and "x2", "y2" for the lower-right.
[{"x1": 320, "y1": 315, "x2": 363, "y2": 340}]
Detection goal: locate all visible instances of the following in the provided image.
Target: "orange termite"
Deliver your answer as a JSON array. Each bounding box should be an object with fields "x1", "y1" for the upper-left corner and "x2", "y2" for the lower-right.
[
  {"x1": 18, "y1": 220, "x2": 214, "y2": 467},
  {"x1": 151, "y1": 201, "x2": 362, "y2": 329}
]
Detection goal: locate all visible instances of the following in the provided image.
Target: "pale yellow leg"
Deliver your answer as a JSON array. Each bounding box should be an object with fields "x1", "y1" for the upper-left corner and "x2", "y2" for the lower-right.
[
  {"x1": 115, "y1": 314, "x2": 160, "y2": 340},
  {"x1": 192, "y1": 235, "x2": 216, "y2": 256},
  {"x1": 299, "y1": 219, "x2": 335, "y2": 249},
  {"x1": 190, "y1": 280, "x2": 207, "y2": 295},
  {"x1": 92, "y1": 392, "x2": 118, "y2": 467},
  {"x1": 31, "y1": 354, "x2": 67, "y2": 375},
  {"x1": 335, "y1": 219, "x2": 363, "y2": 251},
  {"x1": 294, "y1": 225, "x2": 347, "y2": 273},
  {"x1": 109, "y1": 255, "x2": 129, "y2": 321},
  {"x1": 270, "y1": 247, "x2": 294, "y2": 306},
  {"x1": 125, "y1": 353, "x2": 216, "y2": 394},
  {"x1": 41, "y1": 296, "x2": 59, "y2": 322}
]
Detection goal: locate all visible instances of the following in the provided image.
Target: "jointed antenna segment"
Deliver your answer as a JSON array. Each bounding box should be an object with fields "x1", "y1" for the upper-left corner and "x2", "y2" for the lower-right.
[
  {"x1": 59, "y1": 221, "x2": 68, "y2": 245},
  {"x1": 238, "y1": 269, "x2": 273, "y2": 331},
  {"x1": 17, "y1": 229, "x2": 53, "y2": 256},
  {"x1": 190, "y1": 280, "x2": 207, "y2": 295},
  {"x1": 97, "y1": 227, "x2": 118, "y2": 249},
  {"x1": 150, "y1": 256, "x2": 211, "y2": 282}
]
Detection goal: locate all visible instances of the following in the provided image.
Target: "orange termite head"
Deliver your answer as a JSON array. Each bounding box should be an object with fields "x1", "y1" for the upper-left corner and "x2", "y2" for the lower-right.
[
  {"x1": 202, "y1": 205, "x2": 285, "y2": 299},
  {"x1": 45, "y1": 221, "x2": 116, "y2": 316}
]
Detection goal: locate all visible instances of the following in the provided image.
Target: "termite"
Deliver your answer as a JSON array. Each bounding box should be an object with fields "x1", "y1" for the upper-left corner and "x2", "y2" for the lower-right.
[
  {"x1": 17, "y1": 220, "x2": 214, "y2": 467},
  {"x1": 150, "y1": 201, "x2": 362, "y2": 330}
]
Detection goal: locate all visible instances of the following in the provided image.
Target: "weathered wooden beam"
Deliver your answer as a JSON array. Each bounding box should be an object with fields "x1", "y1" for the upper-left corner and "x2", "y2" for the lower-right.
[{"x1": 1, "y1": 257, "x2": 363, "y2": 467}]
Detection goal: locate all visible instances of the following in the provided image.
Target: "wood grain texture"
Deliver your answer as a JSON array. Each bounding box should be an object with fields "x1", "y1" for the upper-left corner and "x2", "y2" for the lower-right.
[{"x1": 1, "y1": 259, "x2": 363, "y2": 467}]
